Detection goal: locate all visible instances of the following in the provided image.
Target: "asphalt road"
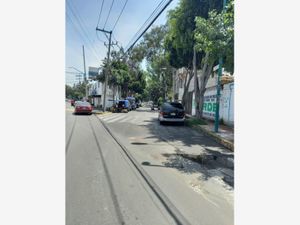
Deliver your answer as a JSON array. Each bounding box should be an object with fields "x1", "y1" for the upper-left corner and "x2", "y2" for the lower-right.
[{"x1": 66, "y1": 102, "x2": 233, "y2": 225}]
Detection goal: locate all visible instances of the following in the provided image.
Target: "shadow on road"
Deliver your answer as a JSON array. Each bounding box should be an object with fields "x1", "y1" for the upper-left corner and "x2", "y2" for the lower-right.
[
  {"x1": 137, "y1": 116, "x2": 234, "y2": 187},
  {"x1": 136, "y1": 108, "x2": 159, "y2": 113},
  {"x1": 72, "y1": 113, "x2": 92, "y2": 116}
]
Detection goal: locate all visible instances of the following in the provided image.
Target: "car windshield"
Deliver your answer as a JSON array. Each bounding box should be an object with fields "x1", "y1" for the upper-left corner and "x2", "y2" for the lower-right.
[
  {"x1": 118, "y1": 101, "x2": 125, "y2": 106},
  {"x1": 169, "y1": 102, "x2": 183, "y2": 109},
  {"x1": 163, "y1": 102, "x2": 183, "y2": 109}
]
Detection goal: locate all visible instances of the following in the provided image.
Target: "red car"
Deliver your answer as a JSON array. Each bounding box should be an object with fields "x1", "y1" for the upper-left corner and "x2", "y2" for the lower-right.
[{"x1": 74, "y1": 101, "x2": 93, "y2": 115}]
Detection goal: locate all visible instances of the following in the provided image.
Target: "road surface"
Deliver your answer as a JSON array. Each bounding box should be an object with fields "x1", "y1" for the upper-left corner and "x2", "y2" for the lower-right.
[{"x1": 66, "y1": 102, "x2": 233, "y2": 225}]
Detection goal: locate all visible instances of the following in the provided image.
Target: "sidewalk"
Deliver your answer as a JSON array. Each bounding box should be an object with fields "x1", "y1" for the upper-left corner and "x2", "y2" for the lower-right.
[
  {"x1": 91, "y1": 109, "x2": 112, "y2": 115},
  {"x1": 186, "y1": 115, "x2": 234, "y2": 151}
]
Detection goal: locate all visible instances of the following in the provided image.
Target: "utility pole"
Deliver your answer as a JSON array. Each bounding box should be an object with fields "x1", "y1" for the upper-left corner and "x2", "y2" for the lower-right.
[
  {"x1": 214, "y1": 0, "x2": 227, "y2": 132},
  {"x1": 82, "y1": 45, "x2": 89, "y2": 99},
  {"x1": 96, "y1": 28, "x2": 117, "y2": 111},
  {"x1": 82, "y1": 45, "x2": 87, "y2": 81}
]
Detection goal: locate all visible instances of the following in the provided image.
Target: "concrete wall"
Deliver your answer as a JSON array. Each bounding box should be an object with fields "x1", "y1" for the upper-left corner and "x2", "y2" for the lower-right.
[
  {"x1": 173, "y1": 67, "x2": 234, "y2": 126},
  {"x1": 88, "y1": 81, "x2": 121, "y2": 109},
  {"x1": 202, "y1": 82, "x2": 234, "y2": 126},
  {"x1": 104, "y1": 85, "x2": 121, "y2": 108},
  {"x1": 88, "y1": 81, "x2": 103, "y2": 96}
]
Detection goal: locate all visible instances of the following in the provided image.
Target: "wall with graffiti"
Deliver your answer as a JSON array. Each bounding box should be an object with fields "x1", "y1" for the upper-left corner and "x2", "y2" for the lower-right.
[{"x1": 202, "y1": 82, "x2": 234, "y2": 126}]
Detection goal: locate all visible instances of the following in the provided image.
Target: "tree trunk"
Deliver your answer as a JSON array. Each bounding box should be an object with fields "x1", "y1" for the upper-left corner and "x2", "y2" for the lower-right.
[
  {"x1": 193, "y1": 46, "x2": 201, "y2": 118},
  {"x1": 181, "y1": 69, "x2": 193, "y2": 107},
  {"x1": 197, "y1": 53, "x2": 213, "y2": 119}
]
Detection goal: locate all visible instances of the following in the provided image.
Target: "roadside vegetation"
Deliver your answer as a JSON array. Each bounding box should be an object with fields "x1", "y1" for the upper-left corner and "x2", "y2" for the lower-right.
[
  {"x1": 68, "y1": 0, "x2": 234, "y2": 117},
  {"x1": 66, "y1": 82, "x2": 87, "y2": 100}
]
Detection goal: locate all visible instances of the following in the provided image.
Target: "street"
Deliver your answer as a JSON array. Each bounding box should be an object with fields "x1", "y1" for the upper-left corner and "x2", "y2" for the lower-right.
[{"x1": 66, "y1": 103, "x2": 233, "y2": 225}]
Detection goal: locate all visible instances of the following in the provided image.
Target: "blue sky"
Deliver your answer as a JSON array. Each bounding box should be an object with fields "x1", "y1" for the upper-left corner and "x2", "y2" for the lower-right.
[{"x1": 66, "y1": 0, "x2": 180, "y2": 85}]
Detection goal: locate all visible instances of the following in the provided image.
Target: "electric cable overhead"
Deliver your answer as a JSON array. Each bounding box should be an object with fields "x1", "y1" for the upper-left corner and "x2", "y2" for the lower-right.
[
  {"x1": 97, "y1": 0, "x2": 105, "y2": 27},
  {"x1": 103, "y1": 0, "x2": 115, "y2": 29},
  {"x1": 96, "y1": 30, "x2": 105, "y2": 43},
  {"x1": 66, "y1": 12, "x2": 100, "y2": 61},
  {"x1": 128, "y1": 0, "x2": 167, "y2": 44},
  {"x1": 66, "y1": 0, "x2": 101, "y2": 61},
  {"x1": 112, "y1": 0, "x2": 129, "y2": 31},
  {"x1": 67, "y1": 1, "x2": 96, "y2": 46},
  {"x1": 125, "y1": 0, "x2": 170, "y2": 52}
]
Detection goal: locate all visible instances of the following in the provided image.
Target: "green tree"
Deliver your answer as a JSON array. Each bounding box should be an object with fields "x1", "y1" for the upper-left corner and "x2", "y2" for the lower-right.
[
  {"x1": 194, "y1": 0, "x2": 234, "y2": 118},
  {"x1": 164, "y1": 0, "x2": 223, "y2": 106},
  {"x1": 65, "y1": 82, "x2": 87, "y2": 100},
  {"x1": 98, "y1": 48, "x2": 147, "y2": 99},
  {"x1": 133, "y1": 25, "x2": 173, "y2": 102},
  {"x1": 65, "y1": 84, "x2": 74, "y2": 98}
]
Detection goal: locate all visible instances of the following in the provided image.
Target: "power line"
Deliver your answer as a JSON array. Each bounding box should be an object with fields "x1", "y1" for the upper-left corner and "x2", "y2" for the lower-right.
[
  {"x1": 103, "y1": 0, "x2": 115, "y2": 29},
  {"x1": 96, "y1": 30, "x2": 105, "y2": 43},
  {"x1": 66, "y1": 0, "x2": 101, "y2": 61},
  {"x1": 112, "y1": 0, "x2": 129, "y2": 31},
  {"x1": 124, "y1": 0, "x2": 168, "y2": 51},
  {"x1": 97, "y1": 0, "x2": 105, "y2": 27},
  {"x1": 125, "y1": 0, "x2": 173, "y2": 53},
  {"x1": 129, "y1": 0, "x2": 167, "y2": 44},
  {"x1": 67, "y1": 1, "x2": 98, "y2": 52},
  {"x1": 125, "y1": 0, "x2": 167, "y2": 49},
  {"x1": 66, "y1": 13, "x2": 100, "y2": 62}
]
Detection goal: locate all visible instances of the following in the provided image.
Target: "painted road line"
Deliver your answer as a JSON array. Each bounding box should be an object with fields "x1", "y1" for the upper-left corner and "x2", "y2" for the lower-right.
[
  {"x1": 103, "y1": 114, "x2": 128, "y2": 123},
  {"x1": 98, "y1": 113, "x2": 119, "y2": 120},
  {"x1": 100, "y1": 113, "x2": 124, "y2": 121},
  {"x1": 117, "y1": 115, "x2": 132, "y2": 123}
]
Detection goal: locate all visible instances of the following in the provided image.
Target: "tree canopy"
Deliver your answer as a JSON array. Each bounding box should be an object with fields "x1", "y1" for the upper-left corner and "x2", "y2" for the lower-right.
[
  {"x1": 194, "y1": 0, "x2": 234, "y2": 73},
  {"x1": 164, "y1": 0, "x2": 224, "y2": 69}
]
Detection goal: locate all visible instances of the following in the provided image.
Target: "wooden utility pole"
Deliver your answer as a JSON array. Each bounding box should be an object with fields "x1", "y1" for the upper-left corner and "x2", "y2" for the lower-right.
[{"x1": 96, "y1": 28, "x2": 113, "y2": 112}]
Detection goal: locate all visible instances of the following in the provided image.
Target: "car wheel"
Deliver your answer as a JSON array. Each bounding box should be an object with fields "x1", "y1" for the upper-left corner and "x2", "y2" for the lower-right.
[{"x1": 159, "y1": 121, "x2": 164, "y2": 125}]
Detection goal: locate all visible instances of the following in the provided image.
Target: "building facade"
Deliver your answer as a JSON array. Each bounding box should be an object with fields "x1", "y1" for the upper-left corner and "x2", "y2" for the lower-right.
[
  {"x1": 173, "y1": 67, "x2": 234, "y2": 126},
  {"x1": 87, "y1": 80, "x2": 121, "y2": 109}
]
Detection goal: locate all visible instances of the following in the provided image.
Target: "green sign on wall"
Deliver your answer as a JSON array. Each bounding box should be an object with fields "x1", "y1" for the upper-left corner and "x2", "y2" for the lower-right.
[
  {"x1": 203, "y1": 102, "x2": 216, "y2": 112},
  {"x1": 202, "y1": 94, "x2": 217, "y2": 118}
]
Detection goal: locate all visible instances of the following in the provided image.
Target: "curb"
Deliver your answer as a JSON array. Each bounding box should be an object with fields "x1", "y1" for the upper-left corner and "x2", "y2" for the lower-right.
[{"x1": 191, "y1": 125, "x2": 234, "y2": 151}]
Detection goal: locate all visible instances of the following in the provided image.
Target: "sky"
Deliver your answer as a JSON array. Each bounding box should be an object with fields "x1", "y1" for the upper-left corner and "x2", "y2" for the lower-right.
[{"x1": 66, "y1": 0, "x2": 180, "y2": 86}]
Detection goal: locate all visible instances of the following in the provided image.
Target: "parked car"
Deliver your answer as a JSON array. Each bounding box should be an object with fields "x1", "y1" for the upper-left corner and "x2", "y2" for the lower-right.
[
  {"x1": 126, "y1": 97, "x2": 136, "y2": 110},
  {"x1": 158, "y1": 102, "x2": 185, "y2": 125},
  {"x1": 74, "y1": 101, "x2": 93, "y2": 115},
  {"x1": 115, "y1": 100, "x2": 131, "y2": 113}
]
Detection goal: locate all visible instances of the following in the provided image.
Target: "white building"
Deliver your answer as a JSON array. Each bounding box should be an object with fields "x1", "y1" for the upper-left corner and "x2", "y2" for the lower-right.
[
  {"x1": 173, "y1": 67, "x2": 234, "y2": 126},
  {"x1": 87, "y1": 80, "x2": 121, "y2": 109}
]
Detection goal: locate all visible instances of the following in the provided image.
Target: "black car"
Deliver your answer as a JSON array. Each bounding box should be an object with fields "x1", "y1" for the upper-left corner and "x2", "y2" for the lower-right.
[
  {"x1": 158, "y1": 102, "x2": 185, "y2": 125},
  {"x1": 115, "y1": 100, "x2": 131, "y2": 113}
]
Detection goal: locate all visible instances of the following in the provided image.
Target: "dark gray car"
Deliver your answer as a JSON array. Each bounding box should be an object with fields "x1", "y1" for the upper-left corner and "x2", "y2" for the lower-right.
[{"x1": 158, "y1": 102, "x2": 185, "y2": 125}]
